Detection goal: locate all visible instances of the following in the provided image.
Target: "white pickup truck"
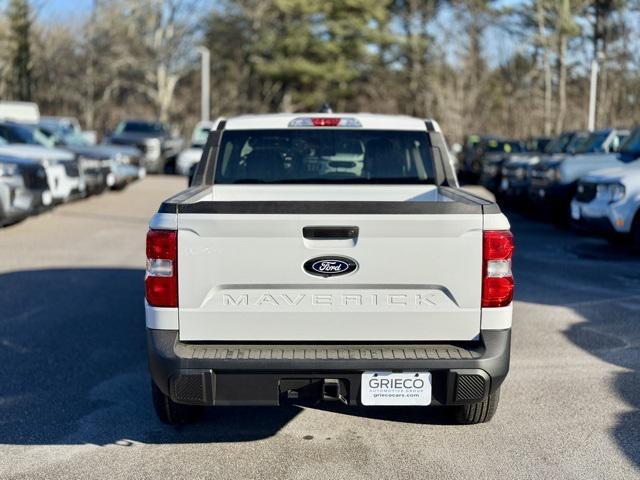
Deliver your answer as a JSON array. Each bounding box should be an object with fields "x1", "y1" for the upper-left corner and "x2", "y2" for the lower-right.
[{"x1": 145, "y1": 114, "x2": 514, "y2": 425}]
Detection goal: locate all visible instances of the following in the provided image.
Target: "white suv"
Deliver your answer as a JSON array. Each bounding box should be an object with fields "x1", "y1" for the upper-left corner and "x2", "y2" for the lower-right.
[
  {"x1": 571, "y1": 128, "x2": 640, "y2": 247},
  {"x1": 176, "y1": 120, "x2": 216, "y2": 176}
]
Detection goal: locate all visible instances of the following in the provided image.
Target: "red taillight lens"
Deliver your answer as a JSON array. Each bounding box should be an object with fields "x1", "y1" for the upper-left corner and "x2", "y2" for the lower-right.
[
  {"x1": 482, "y1": 230, "x2": 514, "y2": 308},
  {"x1": 311, "y1": 117, "x2": 341, "y2": 127},
  {"x1": 145, "y1": 229, "x2": 177, "y2": 307}
]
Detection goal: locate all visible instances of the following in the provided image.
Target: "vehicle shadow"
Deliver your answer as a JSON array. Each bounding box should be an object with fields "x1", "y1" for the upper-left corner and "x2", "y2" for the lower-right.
[
  {"x1": 508, "y1": 213, "x2": 640, "y2": 468},
  {"x1": 563, "y1": 300, "x2": 640, "y2": 468},
  {"x1": 310, "y1": 403, "x2": 454, "y2": 425},
  {"x1": 0, "y1": 268, "x2": 301, "y2": 445},
  {"x1": 0, "y1": 267, "x2": 465, "y2": 447}
]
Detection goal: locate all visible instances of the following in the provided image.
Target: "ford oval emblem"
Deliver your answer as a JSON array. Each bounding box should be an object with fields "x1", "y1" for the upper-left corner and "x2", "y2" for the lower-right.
[{"x1": 303, "y1": 256, "x2": 358, "y2": 277}]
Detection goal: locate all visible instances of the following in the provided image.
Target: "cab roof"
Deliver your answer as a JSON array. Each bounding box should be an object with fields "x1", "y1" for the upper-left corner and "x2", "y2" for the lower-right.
[{"x1": 222, "y1": 113, "x2": 439, "y2": 132}]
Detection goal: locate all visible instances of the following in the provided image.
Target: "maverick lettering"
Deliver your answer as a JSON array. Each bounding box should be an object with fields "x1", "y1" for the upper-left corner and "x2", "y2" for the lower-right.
[{"x1": 222, "y1": 293, "x2": 437, "y2": 307}]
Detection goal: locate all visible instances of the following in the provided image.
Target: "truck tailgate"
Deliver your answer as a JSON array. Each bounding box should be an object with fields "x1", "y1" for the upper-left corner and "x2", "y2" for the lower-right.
[{"x1": 177, "y1": 205, "x2": 483, "y2": 342}]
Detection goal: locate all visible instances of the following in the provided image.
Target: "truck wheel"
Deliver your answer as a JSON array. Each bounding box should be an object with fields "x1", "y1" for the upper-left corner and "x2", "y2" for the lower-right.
[
  {"x1": 632, "y1": 213, "x2": 640, "y2": 252},
  {"x1": 163, "y1": 157, "x2": 176, "y2": 175},
  {"x1": 151, "y1": 380, "x2": 203, "y2": 425},
  {"x1": 453, "y1": 387, "x2": 500, "y2": 425},
  {"x1": 606, "y1": 233, "x2": 629, "y2": 247}
]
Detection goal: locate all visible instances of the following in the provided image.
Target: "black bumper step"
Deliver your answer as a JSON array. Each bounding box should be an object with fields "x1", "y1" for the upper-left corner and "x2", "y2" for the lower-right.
[
  {"x1": 147, "y1": 329, "x2": 510, "y2": 407},
  {"x1": 174, "y1": 343, "x2": 481, "y2": 362}
]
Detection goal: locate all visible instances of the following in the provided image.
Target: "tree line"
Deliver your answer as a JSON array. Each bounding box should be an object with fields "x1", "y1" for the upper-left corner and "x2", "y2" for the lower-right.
[{"x1": 0, "y1": 0, "x2": 639, "y2": 141}]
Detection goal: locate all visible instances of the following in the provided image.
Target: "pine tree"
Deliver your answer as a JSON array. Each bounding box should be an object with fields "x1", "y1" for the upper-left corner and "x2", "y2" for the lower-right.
[
  {"x1": 252, "y1": 0, "x2": 389, "y2": 111},
  {"x1": 6, "y1": 0, "x2": 33, "y2": 100}
]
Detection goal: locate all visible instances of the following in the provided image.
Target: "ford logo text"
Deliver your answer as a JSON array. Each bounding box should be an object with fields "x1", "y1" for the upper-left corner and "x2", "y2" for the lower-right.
[{"x1": 303, "y1": 256, "x2": 358, "y2": 277}]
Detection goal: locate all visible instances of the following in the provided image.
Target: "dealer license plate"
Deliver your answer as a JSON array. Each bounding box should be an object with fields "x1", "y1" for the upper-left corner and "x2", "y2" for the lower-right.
[{"x1": 361, "y1": 371, "x2": 431, "y2": 406}]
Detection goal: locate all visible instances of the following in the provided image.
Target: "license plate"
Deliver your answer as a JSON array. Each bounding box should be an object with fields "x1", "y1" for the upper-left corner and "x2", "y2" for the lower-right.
[
  {"x1": 571, "y1": 203, "x2": 581, "y2": 220},
  {"x1": 500, "y1": 178, "x2": 509, "y2": 191},
  {"x1": 42, "y1": 191, "x2": 52, "y2": 206},
  {"x1": 361, "y1": 371, "x2": 431, "y2": 406}
]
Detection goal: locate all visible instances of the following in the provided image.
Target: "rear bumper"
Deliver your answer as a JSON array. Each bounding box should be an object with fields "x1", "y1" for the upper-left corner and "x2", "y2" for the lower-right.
[
  {"x1": 147, "y1": 328, "x2": 511, "y2": 407},
  {"x1": 571, "y1": 212, "x2": 617, "y2": 236},
  {"x1": 111, "y1": 164, "x2": 141, "y2": 184},
  {"x1": 0, "y1": 183, "x2": 47, "y2": 224},
  {"x1": 570, "y1": 198, "x2": 634, "y2": 235}
]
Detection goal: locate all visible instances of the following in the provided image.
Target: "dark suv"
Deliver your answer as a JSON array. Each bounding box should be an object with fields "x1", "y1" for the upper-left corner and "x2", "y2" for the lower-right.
[{"x1": 106, "y1": 120, "x2": 183, "y2": 174}]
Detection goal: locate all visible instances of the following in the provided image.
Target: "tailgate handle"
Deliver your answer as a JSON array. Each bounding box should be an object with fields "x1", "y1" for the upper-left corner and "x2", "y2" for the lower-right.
[{"x1": 303, "y1": 226, "x2": 359, "y2": 240}]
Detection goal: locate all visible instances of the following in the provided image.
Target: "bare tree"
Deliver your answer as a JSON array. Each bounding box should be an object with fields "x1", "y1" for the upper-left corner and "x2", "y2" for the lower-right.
[
  {"x1": 535, "y1": 0, "x2": 553, "y2": 135},
  {"x1": 98, "y1": 0, "x2": 201, "y2": 122},
  {"x1": 4, "y1": 0, "x2": 640, "y2": 141}
]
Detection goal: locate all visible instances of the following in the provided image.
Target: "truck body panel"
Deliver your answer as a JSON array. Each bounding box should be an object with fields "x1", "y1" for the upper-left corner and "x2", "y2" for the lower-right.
[{"x1": 176, "y1": 195, "x2": 483, "y2": 341}]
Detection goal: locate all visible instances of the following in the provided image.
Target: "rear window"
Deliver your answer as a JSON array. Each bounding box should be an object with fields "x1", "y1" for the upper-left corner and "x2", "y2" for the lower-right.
[
  {"x1": 565, "y1": 132, "x2": 590, "y2": 153},
  {"x1": 544, "y1": 133, "x2": 573, "y2": 154},
  {"x1": 620, "y1": 129, "x2": 640, "y2": 156},
  {"x1": 192, "y1": 127, "x2": 210, "y2": 147},
  {"x1": 575, "y1": 131, "x2": 609, "y2": 153},
  {"x1": 213, "y1": 129, "x2": 435, "y2": 184},
  {"x1": 115, "y1": 121, "x2": 165, "y2": 135},
  {"x1": 0, "y1": 123, "x2": 43, "y2": 146},
  {"x1": 484, "y1": 140, "x2": 521, "y2": 153}
]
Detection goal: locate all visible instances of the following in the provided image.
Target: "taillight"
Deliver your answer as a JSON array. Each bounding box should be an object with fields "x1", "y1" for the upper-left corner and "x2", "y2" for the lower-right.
[
  {"x1": 482, "y1": 230, "x2": 514, "y2": 308},
  {"x1": 146, "y1": 229, "x2": 177, "y2": 307}
]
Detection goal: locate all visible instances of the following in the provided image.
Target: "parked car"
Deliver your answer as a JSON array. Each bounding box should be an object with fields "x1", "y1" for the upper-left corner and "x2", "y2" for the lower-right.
[
  {"x1": 570, "y1": 128, "x2": 640, "y2": 247},
  {"x1": 460, "y1": 134, "x2": 501, "y2": 180},
  {"x1": 145, "y1": 113, "x2": 513, "y2": 425},
  {"x1": 0, "y1": 101, "x2": 40, "y2": 124},
  {"x1": 529, "y1": 128, "x2": 629, "y2": 220},
  {"x1": 106, "y1": 120, "x2": 183, "y2": 174},
  {"x1": 40, "y1": 116, "x2": 81, "y2": 132},
  {"x1": 176, "y1": 121, "x2": 215, "y2": 176},
  {"x1": 448, "y1": 141, "x2": 462, "y2": 173},
  {"x1": 40, "y1": 115, "x2": 97, "y2": 145},
  {"x1": 0, "y1": 123, "x2": 84, "y2": 202},
  {"x1": 501, "y1": 132, "x2": 587, "y2": 202},
  {"x1": 524, "y1": 136, "x2": 552, "y2": 153},
  {"x1": 478, "y1": 140, "x2": 525, "y2": 193},
  {"x1": 0, "y1": 154, "x2": 52, "y2": 226},
  {"x1": 38, "y1": 123, "x2": 144, "y2": 193}
]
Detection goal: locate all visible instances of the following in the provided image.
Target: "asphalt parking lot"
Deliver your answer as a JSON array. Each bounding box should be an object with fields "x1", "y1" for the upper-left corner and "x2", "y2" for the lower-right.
[{"x1": 0, "y1": 176, "x2": 639, "y2": 480}]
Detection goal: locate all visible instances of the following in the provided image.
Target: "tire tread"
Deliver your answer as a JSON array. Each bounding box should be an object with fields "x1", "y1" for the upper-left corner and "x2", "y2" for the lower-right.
[
  {"x1": 454, "y1": 387, "x2": 500, "y2": 425},
  {"x1": 151, "y1": 380, "x2": 203, "y2": 425}
]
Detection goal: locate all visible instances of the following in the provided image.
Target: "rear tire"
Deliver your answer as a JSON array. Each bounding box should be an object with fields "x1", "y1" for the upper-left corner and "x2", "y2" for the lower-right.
[
  {"x1": 163, "y1": 157, "x2": 176, "y2": 175},
  {"x1": 632, "y1": 213, "x2": 640, "y2": 252},
  {"x1": 151, "y1": 380, "x2": 203, "y2": 425},
  {"x1": 453, "y1": 387, "x2": 500, "y2": 425},
  {"x1": 110, "y1": 182, "x2": 127, "y2": 191},
  {"x1": 606, "y1": 233, "x2": 629, "y2": 247}
]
